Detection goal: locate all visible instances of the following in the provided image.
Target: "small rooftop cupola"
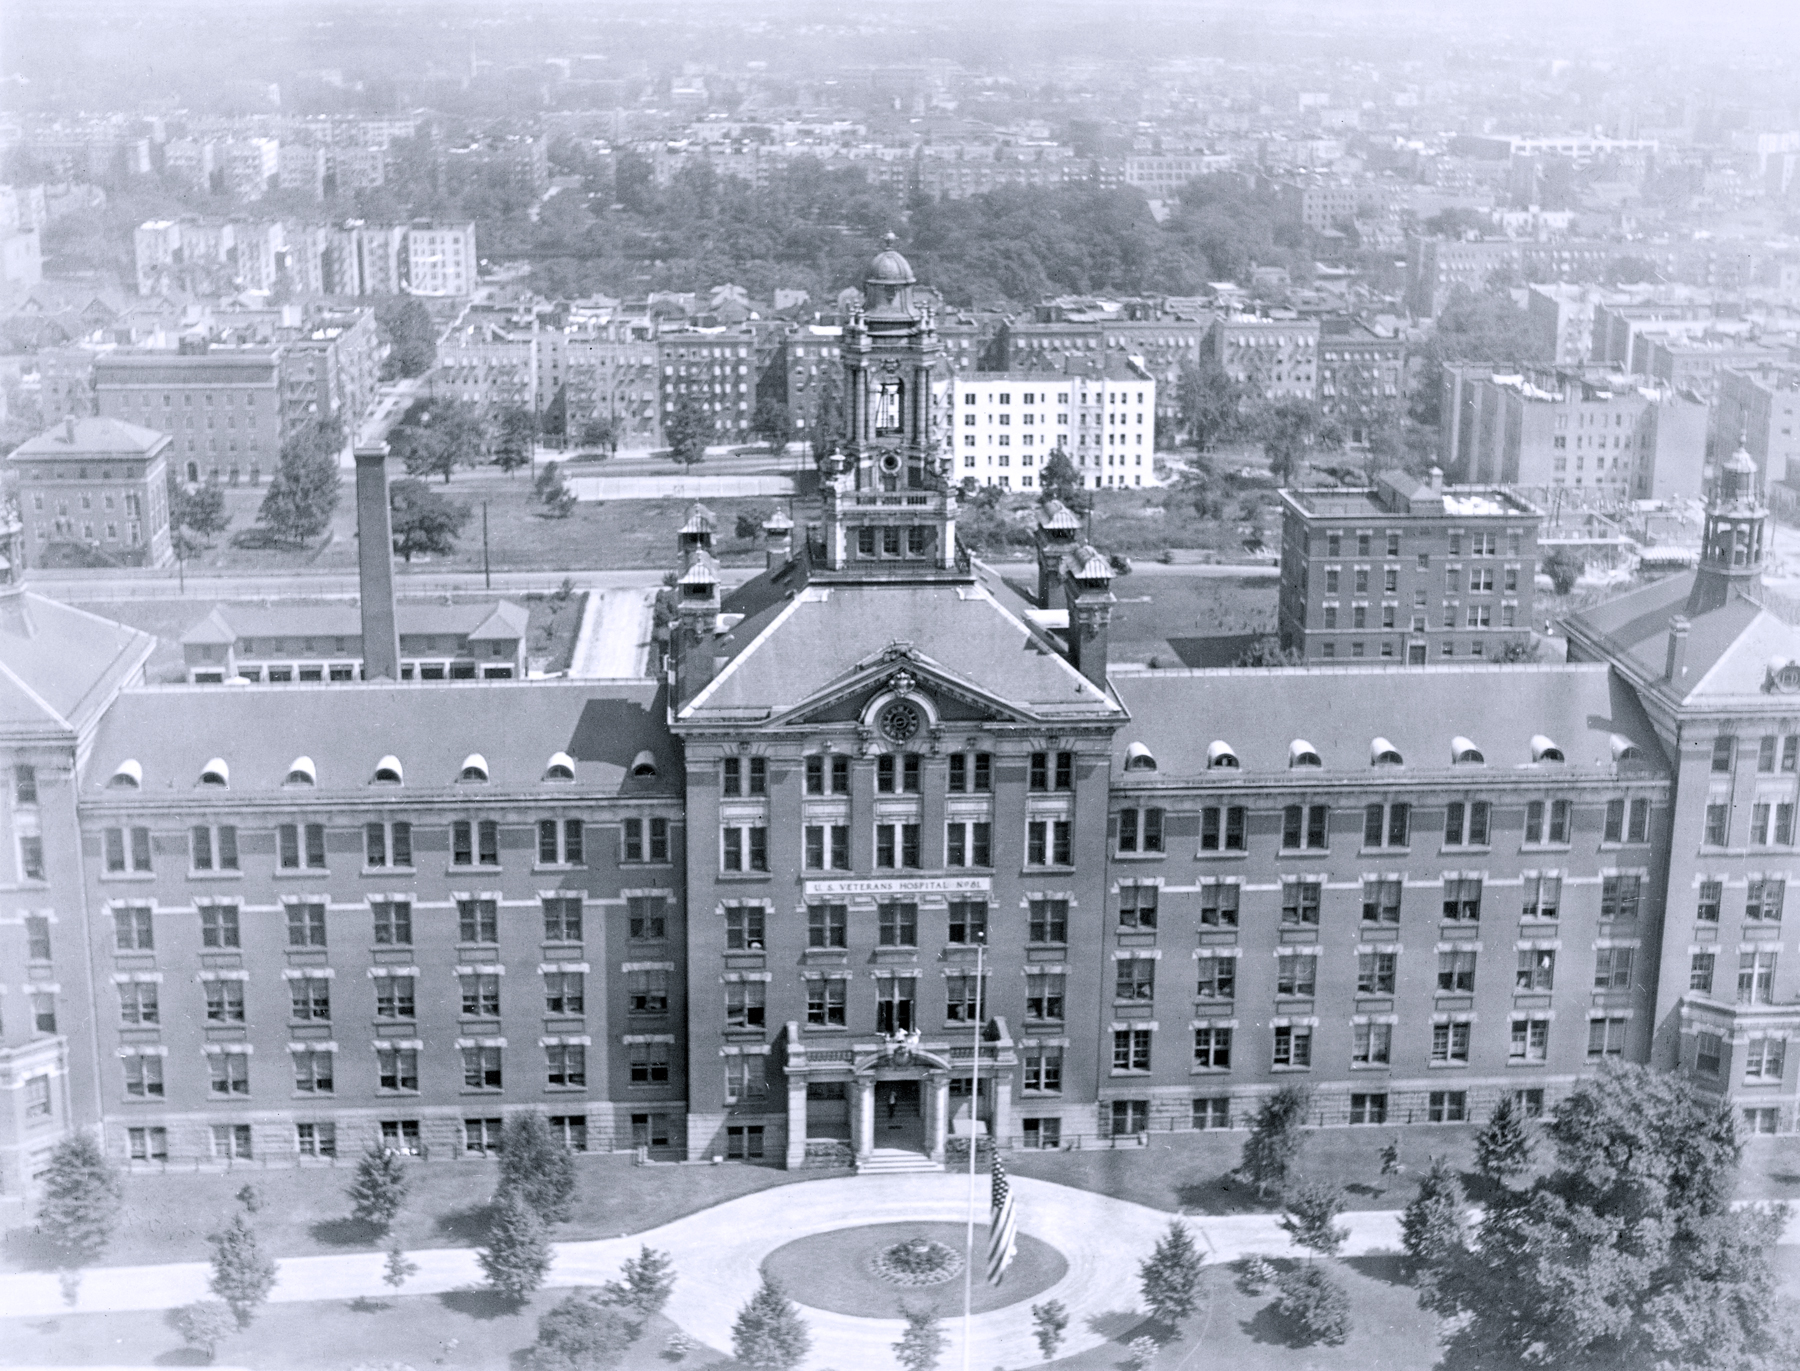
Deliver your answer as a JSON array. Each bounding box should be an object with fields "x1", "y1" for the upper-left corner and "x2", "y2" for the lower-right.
[
  {"x1": 761, "y1": 506, "x2": 794, "y2": 571},
  {"x1": 1060, "y1": 543, "x2": 1116, "y2": 689},
  {"x1": 1688, "y1": 439, "x2": 1766, "y2": 616},
  {"x1": 1034, "y1": 500, "x2": 1084, "y2": 609},
  {"x1": 678, "y1": 503, "x2": 716, "y2": 569}
]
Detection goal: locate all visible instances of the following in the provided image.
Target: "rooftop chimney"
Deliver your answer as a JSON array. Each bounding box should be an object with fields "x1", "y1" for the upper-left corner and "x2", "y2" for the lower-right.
[
  {"x1": 64, "y1": 416, "x2": 75, "y2": 443},
  {"x1": 1061, "y1": 544, "x2": 1116, "y2": 690},
  {"x1": 1429, "y1": 466, "x2": 1443, "y2": 492},
  {"x1": 1665, "y1": 615, "x2": 1690, "y2": 685},
  {"x1": 761, "y1": 507, "x2": 794, "y2": 571},
  {"x1": 354, "y1": 443, "x2": 401, "y2": 681}
]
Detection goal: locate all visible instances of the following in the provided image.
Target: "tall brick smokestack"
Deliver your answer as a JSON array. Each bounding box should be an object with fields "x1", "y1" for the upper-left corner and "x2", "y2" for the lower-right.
[{"x1": 355, "y1": 443, "x2": 401, "y2": 681}]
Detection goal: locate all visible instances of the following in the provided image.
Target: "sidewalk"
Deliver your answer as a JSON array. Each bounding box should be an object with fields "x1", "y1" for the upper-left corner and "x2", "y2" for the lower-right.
[{"x1": 567, "y1": 587, "x2": 655, "y2": 678}]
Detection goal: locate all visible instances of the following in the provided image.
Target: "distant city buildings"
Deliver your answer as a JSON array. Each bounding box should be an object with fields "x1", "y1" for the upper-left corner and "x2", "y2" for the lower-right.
[{"x1": 7, "y1": 416, "x2": 174, "y2": 568}]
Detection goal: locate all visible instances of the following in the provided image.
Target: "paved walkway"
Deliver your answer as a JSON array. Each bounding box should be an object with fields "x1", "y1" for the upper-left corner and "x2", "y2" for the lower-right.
[
  {"x1": 4, "y1": 1177, "x2": 1797, "y2": 1368},
  {"x1": 567, "y1": 587, "x2": 655, "y2": 678},
  {"x1": 567, "y1": 473, "x2": 796, "y2": 500}
]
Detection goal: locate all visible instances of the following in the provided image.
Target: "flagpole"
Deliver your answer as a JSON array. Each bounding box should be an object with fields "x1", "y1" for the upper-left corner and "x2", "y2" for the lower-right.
[{"x1": 962, "y1": 936, "x2": 983, "y2": 1371}]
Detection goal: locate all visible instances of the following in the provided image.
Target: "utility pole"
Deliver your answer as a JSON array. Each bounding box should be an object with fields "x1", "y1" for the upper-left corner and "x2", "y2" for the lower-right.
[{"x1": 481, "y1": 501, "x2": 491, "y2": 590}]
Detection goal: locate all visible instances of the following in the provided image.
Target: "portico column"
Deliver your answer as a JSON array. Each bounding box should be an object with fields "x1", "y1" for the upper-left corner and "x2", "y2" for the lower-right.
[
  {"x1": 990, "y1": 1072, "x2": 1013, "y2": 1150},
  {"x1": 785, "y1": 1077, "x2": 808, "y2": 1170},
  {"x1": 851, "y1": 1077, "x2": 875, "y2": 1161},
  {"x1": 929, "y1": 1072, "x2": 950, "y2": 1162}
]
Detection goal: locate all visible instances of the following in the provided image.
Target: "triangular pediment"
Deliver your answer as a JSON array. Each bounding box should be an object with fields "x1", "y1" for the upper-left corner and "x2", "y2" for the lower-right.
[{"x1": 770, "y1": 644, "x2": 1046, "y2": 731}]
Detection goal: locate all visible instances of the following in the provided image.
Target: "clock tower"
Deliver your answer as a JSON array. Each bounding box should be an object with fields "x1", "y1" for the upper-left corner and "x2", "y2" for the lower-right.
[{"x1": 840, "y1": 235, "x2": 943, "y2": 493}]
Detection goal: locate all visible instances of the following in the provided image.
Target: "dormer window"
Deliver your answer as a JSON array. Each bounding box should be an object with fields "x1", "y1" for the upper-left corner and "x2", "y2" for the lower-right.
[
  {"x1": 1123, "y1": 742, "x2": 1157, "y2": 772},
  {"x1": 545, "y1": 751, "x2": 577, "y2": 781},
  {"x1": 1530, "y1": 735, "x2": 1565, "y2": 764},
  {"x1": 460, "y1": 753, "x2": 490, "y2": 783},
  {"x1": 1370, "y1": 738, "x2": 1403, "y2": 767},
  {"x1": 630, "y1": 750, "x2": 658, "y2": 778},
  {"x1": 285, "y1": 756, "x2": 317, "y2": 786},
  {"x1": 1206, "y1": 741, "x2": 1239, "y2": 769},
  {"x1": 109, "y1": 759, "x2": 143, "y2": 790},
  {"x1": 1451, "y1": 736, "x2": 1485, "y2": 765},
  {"x1": 1609, "y1": 735, "x2": 1642, "y2": 763},
  {"x1": 1288, "y1": 739, "x2": 1323, "y2": 769},
  {"x1": 200, "y1": 758, "x2": 230, "y2": 787},
  {"x1": 373, "y1": 756, "x2": 404, "y2": 785}
]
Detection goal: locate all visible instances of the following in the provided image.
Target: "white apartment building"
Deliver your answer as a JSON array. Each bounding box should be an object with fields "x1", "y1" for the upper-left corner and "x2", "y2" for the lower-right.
[
  {"x1": 948, "y1": 364, "x2": 1158, "y2": 491},
  {"x1": 405, "y1": 222, "x2": 477, "y2": 297}
]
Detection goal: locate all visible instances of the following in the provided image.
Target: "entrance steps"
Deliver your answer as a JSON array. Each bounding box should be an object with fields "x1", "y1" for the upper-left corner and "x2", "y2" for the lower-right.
[{"x1": 856, "y1": 1147, "x2": 944, "y2": 1175}]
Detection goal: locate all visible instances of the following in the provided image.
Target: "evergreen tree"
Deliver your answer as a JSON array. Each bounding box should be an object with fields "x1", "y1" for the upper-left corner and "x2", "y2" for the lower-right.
[
  {"x1": 1279, "y1": 1181, "x2": 1351, "y2": 1261},
  {"x1": 602, "y1": 1245, "x2": 676, "y2": 1319},
  {"x1": 498, "y1": 1112, "x2": 579, "y2": 1225},
  {"x1": 35, "y1": 1135, "x2": 123, "y2": 1270},
  {"x1": 1379, "y1": 1140, "x2": 1402, "y2": 1177},
  {"x1": 1031, "y1": 1299, "x2": 1070, "y2": 1361},
  {"x1": 1399, "y1": 1156, "x2": 1468, "y2": 1274},
  {"x1": 664, "y1": 389, "x2": 714, "y2": 466},
  {"x1": 893, "y1": 1301, "x2": 947, "y2": 1371},
  {"x1": 752, "y1": 397, "x2": 794, "y2": 452},
  {"x1": 1239, "y1": 1084, "x2": 1312, "y2": 1198},
  {"x1": 535, "y1": 461, "x2": 578, "y2": 517},
  {"x1": 346, "y1": 1147, "x2": 410, "y2": 1233},
  {"x1": 1138, "y1": 1219, "x2": 1206, "y2": 1327},
  {"x1": 171, "y1": 1300, "x2": 236, "y2": 1361},
  {"x1": 383, "y1": 1244, "x2": 419, "y2": 1294},
  {"x1": 528, "y1": 1289, "x2": 638, "y2": 1371},
  {"x1": 388, "y1": 477, "x2": 471, "y2": 561},
  {"x1": 731, "y1": 1276, "x2": 811, "y2": 1370},
  {"x1": 208, "y1": 1213, "x2": 278, "y2": 1329},
  {"x1": 1474, "y1": 1095, "x2": 1537, "y2": 1188},
  {"x1": 1274, "y1": 1265, "x2": 1352, "y2": 1346},
  {"x1": 478, "y1": 1188, "x2": 553, "y2": 1304}
]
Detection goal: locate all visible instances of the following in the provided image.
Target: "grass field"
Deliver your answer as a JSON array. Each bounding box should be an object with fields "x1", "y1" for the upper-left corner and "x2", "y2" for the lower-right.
[{"x1": 760, "y1": 1220, "x2": 1067, "y2": 1317}]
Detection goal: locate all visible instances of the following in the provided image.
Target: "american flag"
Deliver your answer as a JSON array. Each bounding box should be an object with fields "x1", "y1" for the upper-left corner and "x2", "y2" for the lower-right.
[{"x1": 986, "y1": 1153, "x2": 1018, "y2": 1285}]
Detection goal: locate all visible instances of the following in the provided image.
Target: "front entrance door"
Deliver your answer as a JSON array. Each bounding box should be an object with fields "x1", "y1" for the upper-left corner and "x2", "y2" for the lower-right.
[{"x1": 878, "y1": 1079, "x2": 925, "y2": 1152}]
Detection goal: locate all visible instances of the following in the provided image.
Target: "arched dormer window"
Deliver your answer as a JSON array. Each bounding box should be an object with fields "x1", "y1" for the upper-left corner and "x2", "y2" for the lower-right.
[
  {"x1": 200, "y1": 758, "x2": 230, "y2": 787},
  {"x1": 1451, "y1": 736, "x2": 1485, "y2": 765},
  {"x1": 1288, "y1": 739, "x2": 1323, "y2": 769},
  {"x1": 1530, "y1": 735, "x2": 1565, "y2": 764},
  {"x1": 1124, "y1": 742, "x2": 1157, "y2": 772},
  {"x1": 109, "y1": 759, "x2": 142, "y2": 790},
  {"x1": 1609, "y1": 734, "x2": 1642, "y2": 763},
  {"x1": 1370, "y1": 738, "x2": 1403, "y2": 767},
  {"x1": 545, "y1": 751, "x2": 577, "y2": 781},
  {"x1": 373, "y1": 756, "x2": 403, "y2": 785},
  {"x1": 285, "y1": 756, "x2": 317, "y2": 786},
  {"x1": 459, "y1": 753, "x2": 489, "y2": 783},
  {"x1": 1206, "y1": 740, "x2": 1240, "y2": 769},
  {"x1": 630, "y1": 750, "x2": 658, "y2": 778}
]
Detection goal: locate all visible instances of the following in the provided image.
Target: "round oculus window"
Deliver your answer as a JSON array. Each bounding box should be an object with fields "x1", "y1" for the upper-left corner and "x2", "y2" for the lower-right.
[{"x1": 880, "y1": 701, "x2": 922, "y2": 742}]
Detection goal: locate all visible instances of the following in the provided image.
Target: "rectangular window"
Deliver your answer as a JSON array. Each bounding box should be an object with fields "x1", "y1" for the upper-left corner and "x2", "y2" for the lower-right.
[
  {"x1": 372, "y1": 899, "x2": 413, "y2": 946},
  {"x1": 26, "y1": 914, "x2": 50, "y2": 961},
  {"x1": 1112, "y1": 1028, "x2": 1153, "y2": 1072},
  {"x1": 546, "y1": 895, "x2": 586, "y2": 941},
  {"x1": 1201, "y1": 883, "x2": 1240, "y2": 927},
  {"x1": 1277, "y1": 952, "x2": 1318, "y2": 997},
  {"x1": 1272, "y1": 1025, "x2": 1313, "y2": 1068},
  {"x1": 377, "y1": 1049, "x2": 419, "y2": 1093},
  {"x1": 1738, "y1": 950, "x2": 1777, "y2": 1004},
  {"x1": 1025, "y1": 971, "x2": 1065, "y2": 1021},
  {"x1": 211, "y1": 1124, "x2": 253, "y2": 1159},
  {"x1": 1697, "y1": 880, "x2": 1723, "y2": 922},
  {"x1": 208, "y1": 1053, "x2": 250, "y2": 1096},
  {"x1": 878, "y1": 901, "x2": 919, "y2": 947},
  {"x1": 1523, "y1": 874, "x2": 1561, "y2": 919},
  {"x1": 452, "y1": 820, "x2": 473, "y2": 865},
  {"x1": 457, "y1": 898, "x2": 498, "y2": 944},
  {"x1": 876, "y1": 978, "x2": 915, "y2": 1034},
  {"x1": 1443, "y1": 877, "x2": 1482, "y2": 922},
  {"x1": 1118, "y1": 807, "x2": 1164, "y2": 853},
  {"x1": 118, "y1": 982, "x2": 159, "y2": 1024},
  {"x1": 629, "y1": 969, "x2": 669, "y2": 1014},
  {"x1": 621, "y1": 817, "x2": 669, "y2": 862},
  {"x1": 106, "y1": 826, "x2": 152, "y2": 872},
  {"x1": 1690, "y1": 952, "x2": 1716, "y2": 994},
  {"x1": 1601, "y1": 875, "x2": 1642, "y2": 921},
  {"x1": 14, "y1": 764, "x2": 37, "y2": 805},
  {"x1": 1361, "y1": 876, "x2": 1402, "y2": 924},
  {"x1": 1193, "y1": 1026, "x2": 1232, "y2": 1068},
  {"x1": 722, "y1": 825, "x2": 769, "y2": 871},
  {"x1": 1111, "y1": 1100, "x2": 1150, "y2": 1136},
  {"x1": 1281, "y1": 879, "x2": 1322, "y2": 926},
  {"x1": 1586, "y1": 1017, "x2": 1629, "y2": 1058},
  {"x1": 1028, "y1": 898, "x2": 1068, "y2": 944},
  {"x1": 1358, "y1": 950, "x2": 1397, "y2": 995},
  {"x1": 1445, "y1": 800, "x2": 1490, "y2": 846},
  {"x1": 124, "y1": 1055, "x2": 164, "y2": 1098},
  {"x1": 1118, "y1": 883, "x2": 1158, "y2": 929},
  {"x1": 1431, "y1": 1022, "x2": 1472, "y2": 1062},
  {"x1": 304, "y1": 823, "x2": 327, "y2": 868},
  {"x1": 366, "y1": 822, "x2": 387, "y2": 867},
  {"x1": 806, "y1": 978, "x2": 847, "y2": 1026},
  {"x1": 725, "y1": 903, "x2": 765, "y2": 950},
  {"x1": 294, "y1": 1050, "x2": 334, "y2": 1094},
  {"x1": 1115, "y1": 957, "x2": 1154, "y2": 1002},
  {"x1": 1196, "y1": 949, "x2": 1236, "y2": 997},
  {"x1": 477, "y1": 820, "x2": 498, "y2": 866},
  {"x1": 462, "y1": 1046, "x2": 503, "y2": 1090},
  {"x1": 286, "y1": 901, "x2": 326, "y2": 947},
  {"x1": 1022, "y1": 1117, "x2": 1063, "y2": 1148},
  {"x1": 546, "y1": 1044, "x2": 586, "y2": 1087},
  {"x1": 1428, "y1": 1091, "x2": 1467, "y2": 1122},
  {"x1": 1748, "y1": 879, "x2": 1786, "y2": 922},
  {"x1": 291, "y1": 975, "x2": 332, "y2": 1021},
  {"x1": 808, "y1": 901, "x2": 849, "y2": 948},
  {"x1": 200, "y1": 903, "x2": 240, "y2": 948},
  {"x1": 129, "y1": 1125, "x2": 169, "y2": 1159},
  {"x1": 191, "y1": 825, "x2": 213, "y2": 871},
  {"x1": 1437, "y1": 950, "x2": 1477, "y2": 993},
  {"x1": 375, "y1": 976, "x2": 415, "y2": 1019},
  {"x1": 1350, "y1": 1093, "x2": 1388, "y2": 1125},
  {"x1": 204, "y1": 978, "x2": 245, "y2": 1022},
  {"x1": 295, "y1": 1123, "x2": 336, "y2": 1158},
  {"x1": 726, "y1": 980, "x2": 767, "y2": 1030},
  {"x1": 947, "y1": 900, "x2": 988, "y2": 945},
  {"x1": 1705, "y1": 804, "x2": 1729, "y2": 846},
  {"x1": 946, "y1": 973, "x2": 986, "y2": 1022},
  {"x1": 1352, "y1": 1022, "x2": 1392, "y2": 1065},
  {"x1": 1516, "y1": 948, "x2": 1556, "y2": 991},
  {"x1": 540, "y1": 969, "x2": 584, "y2": 1015},
  {"x1": 1712, "y1": 735, "x2": 1736, "y2": 773},
  {"x1": 1200, "y1": 805, "x2": 1247, "y2": 851},
  {"x1": 1744, "y1": 1035, "x2": 1786, "y2": 1081},
  {"x1": 459, "y1": 973, "x2": 501, "y2": 1018},
  {"x1": 1027, "y1": 819, "x2": 1072, "y2": 867},
  {"x1": 630, "y1": 1042, "x2": 671, "y2": 1084},
  {"x1": 1282, "y1": 804, "x2": 1330, "y2": 849},
  {"x1": 1604, "y1": 800, "x2": 1625, "y2": 843}
]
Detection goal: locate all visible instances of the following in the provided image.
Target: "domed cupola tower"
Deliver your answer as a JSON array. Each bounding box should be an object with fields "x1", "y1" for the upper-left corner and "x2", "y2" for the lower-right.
[
  {"x1": 1688, "y1": 439, "x2": 1767, "y2": 616},
  {"x1": 841, "y1": 234, "x2": 942, "y2": 492}
]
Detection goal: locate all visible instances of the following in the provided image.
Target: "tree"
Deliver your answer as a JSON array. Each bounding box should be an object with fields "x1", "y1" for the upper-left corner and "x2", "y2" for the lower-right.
[
  {"x1": 535, "y1": 461, "x2": 578, "y2": 517},
  {"x1": 1474, "y1": 1095, "x2": 1537, "y2": 1187},
  {"x1": 1280, "y1": 1181, "x2": 1350, "y2": 1261},
  {"x1": 1138, "y1": 1219, "x2": 1206, "y2": 1327},
  {"x1": 35, "y1": 1135, "x2": 122, "y2": 1271},
  {"x1": 1274, "y1": 1265, "x2": 1352, "y2": 1346},
  {"x1": 478, "y1": 1188, "x2": 553, "y2": 1305},
  {"x1": 208, "y1": 1213, "x2": 278, "y2": 1329},
  {"x1": 893, "y1": 1300, "x2": 947, "y2": 1371},
  {"x1": 664, "y1": 389, "x2": 714, "y2": 466},
  {"x1": 602, "y1": 1245, "x2": 676, "y2": 1319},
  {"x1": 166, "y1": 471, "x2": 231, "y2": 560},
  {"x1": 731, "y1": 1276, "x2": 811, "y2": 1370},
  {"x1": 1178, "y1": 354, "x2": 1243, "y2": 450},
  {"x1": 1543, "y1": 545, "x2": 1584, "y2": 595},
  {"x1": 1253, "y1": 398, "x2": 1323, "y2": 486},
  {"x1": 735, "y1": 512, "x2": 762, "y2": 541},
  {"x1": 1031, "y1": 1299, "x2": 1070, "y2": 1361},
  {"x1": 1379, "y1": 1140, "x2": 1402, "y2": 1177},
  {"x1": 376, "y1": 297, "x2": 438, "y2": 380},
  {"x1": 1430, "y1": 1063, "x2": 1797, "y2": 1371},
  {"x1": 528, "y1": 1289, "x2": 639, "y2": 1371},
  {"x1": 752, "y1": 397, "x2": 794, "y2": 453},
  {"x1": 171, "y1": 1300, "x2": 236, "y2": 1362},
  {"x1": 1233, "y1": 636, "x2": 1304, "y2": 667},
  {"x1": 494, "y1": 406, "x2": 537, "y2": 475},
  {"x1": 1239, "y1": 1084, "x2": 1312, "y2": 1198},
  {"x1": 1399, "y1": 1156, "x2": 1468, "y2": 1274},
  {"x1": 383, "y1": 1244, "x2": 419, "y2": 1294},
  {"x1": 498, "y1": 1111, "x2": 579, "y2": 1225},
  {"x1": 346, "y1": 1147, "x2": 410, "y2": 1233},
  {"x1": 389, "y1": 477, "x2": 471, "y2": 562},
  {"x1": 1037, "y1": 447, "x2": 1092, "y2": 513},
  {"x1": 577, "y1": 414, "x2": 620, "y2": 457},
  {"x1": 390, "y1": 400, "x2": 487, "y2": 484},
  {"x1": 256, "y1": 425, "x2": 342, "y2": 547}
]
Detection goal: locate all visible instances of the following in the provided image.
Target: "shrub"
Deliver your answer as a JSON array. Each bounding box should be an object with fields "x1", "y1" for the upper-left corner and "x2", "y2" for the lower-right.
[
  {"x1": 602, "y1": 1244, "x2": 676, "y2": 1318},
  {"x1": 1237, "y1": 1255, "x2": 1277, "y2": 1293},
  {"x1": 170, "y1": 1301, "x2": 236, "y2": 1361},
  {"x1": 1124, "y1": 1333, "x2": 1162, "y2": 1368},
  {"x1": 1274, "y1": 1264, "x2": 1352, "y2": 1346},
  {"x1": 528, "y1": 1289, "x2": 638, "y2": 1371}
]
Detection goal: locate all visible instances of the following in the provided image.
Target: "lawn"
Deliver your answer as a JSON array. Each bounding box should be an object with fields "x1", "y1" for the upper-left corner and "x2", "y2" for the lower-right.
[
  {"x1": 0, "y1": 1294, "x2": 725, "y2": 1370},
  {"x1": 0, "y1": 1155, "x2": 840, "y2": 1275},
  {"x1": 761, "y1": 1220, "x2": 1066, "y2": 1317}
]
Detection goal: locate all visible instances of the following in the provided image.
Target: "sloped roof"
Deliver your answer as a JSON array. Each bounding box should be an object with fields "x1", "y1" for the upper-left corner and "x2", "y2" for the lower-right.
[
  {"x1": 179, "y1": 600, "x2": 530, "y2": 646},
  {"x1": 0, "y1": 592, "x2": 155, "y2": 738},
  {"x1": 10, "y1": 417, "x2": 170, "y2": 460},
  {"x1": 1109, "y1": 662, "x2": 1664, "y2": 779},
  {"x1": 1566, "y1": 571, "x2": 1793, "y2": 702},
  {"x1": 86, "y1": 679, "x2": 674, "y2": 798}
]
